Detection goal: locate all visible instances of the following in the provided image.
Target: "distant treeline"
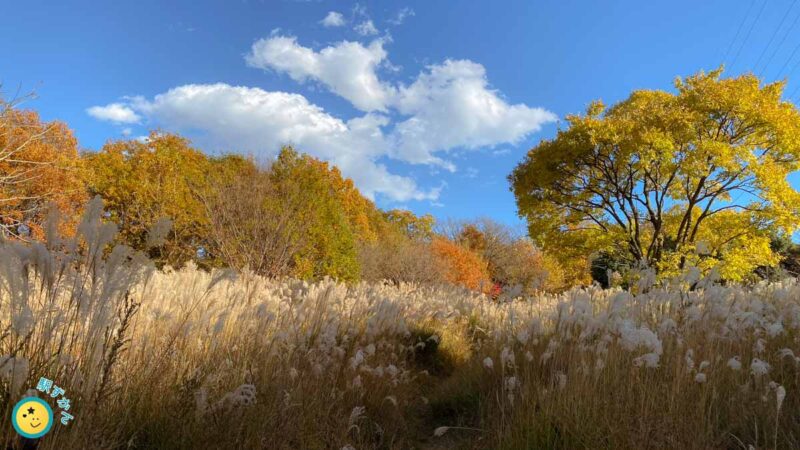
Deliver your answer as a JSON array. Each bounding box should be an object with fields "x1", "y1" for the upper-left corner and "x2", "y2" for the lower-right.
[
  {"x1": 5, "y1": 67, "x2": 800, "y2": 293},
  {"x1": 0, "y1": 98, "x2": 577, "y2": 294}
]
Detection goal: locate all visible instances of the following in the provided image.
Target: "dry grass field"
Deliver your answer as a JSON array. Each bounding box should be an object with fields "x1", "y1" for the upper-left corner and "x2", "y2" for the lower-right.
[{"x1": 1, "y1": 200, "x2": 799, "y2": 449}]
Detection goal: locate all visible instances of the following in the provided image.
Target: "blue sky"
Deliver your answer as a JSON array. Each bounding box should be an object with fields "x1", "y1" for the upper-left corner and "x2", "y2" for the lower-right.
[{"x1": 2, "y1": 0, "x2": 800, "y2": 229}]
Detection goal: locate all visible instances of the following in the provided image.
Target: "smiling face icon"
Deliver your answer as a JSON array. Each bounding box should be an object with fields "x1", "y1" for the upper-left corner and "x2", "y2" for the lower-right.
[{"x1": 12, "y1": 397, "x2": 53, "y2": 439}]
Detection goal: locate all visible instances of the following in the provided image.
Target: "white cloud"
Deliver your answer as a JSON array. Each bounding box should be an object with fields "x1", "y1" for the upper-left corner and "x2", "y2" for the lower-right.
[
  {"x1": 121, "y1": 127, "x2": 132, "y2": 137},
  {"x1": 90, "y1": 35, "x2": 557, "y2": 204},
  {"x1": 354, "y1": 20, "x2": 379, "y2": 36},
  {"x1": 388, "y1": 7, "x2": 415, "y2": 26},
  {"x1": 389, "y1": 59, "x2": 557, "y2": 167},
  {"x1": 86, "y1": 103, "x2": 140, "y2": 124},
  {"x1": 243, "y1": 37, "x2": 557, "y2": 162},
  {"x1": 123, "y1": 83, "x2": 436, "y2": 202},
  {"x1": 352, "y1": 4, "x2": 368, "y2": 18},
  {"x1": 320, "y1": 11, "x2": 345, "y2": 27},
  {"x1": 245, "y1": 35, "x2": 395, "y2": 112}
]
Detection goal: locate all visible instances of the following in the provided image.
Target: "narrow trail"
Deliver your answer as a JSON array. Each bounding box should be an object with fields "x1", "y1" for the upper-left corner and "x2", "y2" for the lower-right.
[{"x1": 404, "y1": 332, "x2": 489, "y2": 450}]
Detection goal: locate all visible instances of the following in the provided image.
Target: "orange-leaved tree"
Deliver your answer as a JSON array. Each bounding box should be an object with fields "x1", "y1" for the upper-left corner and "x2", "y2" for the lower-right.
[
  {"x1": 430, "y1": 237, "x2": 491, "y2": 292},
  {"x1": 0, "y1": 97, "x2": 86, "y2": 240}
]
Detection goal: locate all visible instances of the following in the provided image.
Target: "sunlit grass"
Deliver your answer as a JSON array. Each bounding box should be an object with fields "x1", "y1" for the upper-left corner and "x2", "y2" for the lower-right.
[{"x1": 1, "y1": 200, "x2": 799, "y2": 449}]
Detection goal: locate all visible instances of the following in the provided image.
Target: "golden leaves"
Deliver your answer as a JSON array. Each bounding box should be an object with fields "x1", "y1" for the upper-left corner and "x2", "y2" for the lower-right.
[
  {"x1": 0, "y1": 104, "x2": 86, "y2": 239},
  {"x1": 511, "y1": 68, "x2": 800, "y2": 282}
]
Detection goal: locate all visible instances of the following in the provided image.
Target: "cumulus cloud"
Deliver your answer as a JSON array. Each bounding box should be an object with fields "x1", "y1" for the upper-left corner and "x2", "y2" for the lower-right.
[
  {"x1": 89, "y1": 34, "x2": 557, "y2": 203},
  {"x1": 320, "y1": 11, "x2": 345, "y2": 27},
  {"x1": 389, "y1": 60, "x2": 557, "y2": 167},
  {"x1": 86, "y1": 103, "x2": 140, "y2": 124},
  {"x1": 388, "y1": 8, "x2": 415, "y2": 26},
  {"x1": 354, "y1": 20, "x2": 379, "y2": 36},
  {"x1": 244, "y1": 39, "x2": 558, "y2": 168},
  {"x1": 122, "y1": 83, "x2": 436, "y2": 202},
  {"x1": 245, "y1": 35, "x2": 395, "y2": 112}
]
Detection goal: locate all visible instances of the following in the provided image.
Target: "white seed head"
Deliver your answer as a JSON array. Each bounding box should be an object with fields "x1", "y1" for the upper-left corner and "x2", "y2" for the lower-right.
[{"x1": 433, "y1": 426, "x2": 449, "y2": 437}]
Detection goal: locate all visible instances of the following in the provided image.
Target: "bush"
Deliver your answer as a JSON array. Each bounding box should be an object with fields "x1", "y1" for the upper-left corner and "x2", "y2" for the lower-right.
[
  {"x1": 358, "y1": 236, "x2": 445, "y2": 285},
  {"x1": 430, "y1": 237, "x2": 491, "y2": 292}
]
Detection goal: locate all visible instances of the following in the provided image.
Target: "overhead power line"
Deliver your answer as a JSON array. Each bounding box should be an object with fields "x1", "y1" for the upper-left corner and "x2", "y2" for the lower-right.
[
  {"x1": 755, "y1": 0, "x2": 797, "y2": 74},
  {"x1": 759, "y1": 2, "x2": 800, "y2": 76},
  {"x1": 788, "y1": 50, "x2": 800, "y2": 98},
  {"x1": 730, "y1": 0, "x2": 768, "y2": 72},
  {"x1": 776, "y1": 40, "x2": 800, "y2": 78},
  {"x1": 786, "y1": 57, "x2": 800, "y2": 97},
  {"x1": 722, "y1": 0, "x2": 757, "y2": 65}
]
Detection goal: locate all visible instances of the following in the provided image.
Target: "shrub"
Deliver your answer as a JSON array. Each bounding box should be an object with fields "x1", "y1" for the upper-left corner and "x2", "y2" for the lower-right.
[{"x1": 430, "y1": 237, "x2": 491, "y2": 292}]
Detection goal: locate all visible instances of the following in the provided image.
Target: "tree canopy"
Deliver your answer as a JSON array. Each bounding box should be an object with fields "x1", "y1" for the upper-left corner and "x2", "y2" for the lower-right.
[
  {"x1": 510, "y1": 69, "x2": 800, "y2": 281},
  {"x1": 430, "y1": 236, "x2": 491, "y2": 292},
  {"x1": 17, "y1": 68, "x2": 799, "y2": 290},
  {"x1": 266, "y1": 147, "x2": 362, "y2": 281},
  {"x1": 83, "y1": 132, "x2": 233, "y2": 267},
  {"x1": 0, "y1": 98, "x2": 86, "y2": 239}
]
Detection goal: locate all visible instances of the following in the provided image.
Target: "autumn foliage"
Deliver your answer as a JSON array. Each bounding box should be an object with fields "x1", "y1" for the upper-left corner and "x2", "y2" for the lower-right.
[
  {"x1": 0, "y1": 98, "x2": 567, "y2": 292},
  {"x1": 82, "y1": 132, "x2": 221, "y2": 266},
  {"x1": 430, "y1": 237, "x2": 491, "y2": 292},
  {"x1": 511, "y1": 68, "x2": 800, "y2": 283},
  {"x1": 7, "y1": 67, "x2": 795, "y2": 292},
  {"x1": 0, "y1": 99, "x2": 86, "y2": 239}
]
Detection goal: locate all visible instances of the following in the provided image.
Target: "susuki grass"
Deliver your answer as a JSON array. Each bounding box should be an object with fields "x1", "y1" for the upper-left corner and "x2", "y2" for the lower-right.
[{"x1": 1, "y1": 200, "x2": 800, "y2": 449}]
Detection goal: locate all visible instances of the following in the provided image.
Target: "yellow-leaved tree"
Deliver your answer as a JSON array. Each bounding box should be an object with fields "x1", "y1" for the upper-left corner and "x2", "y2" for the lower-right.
[
  {"x1": 83, "y1": 132, "x2": 220, "y2": 267},
  {"x1": 510, "y1": 68, "x2": 800, "y2": 281}
]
